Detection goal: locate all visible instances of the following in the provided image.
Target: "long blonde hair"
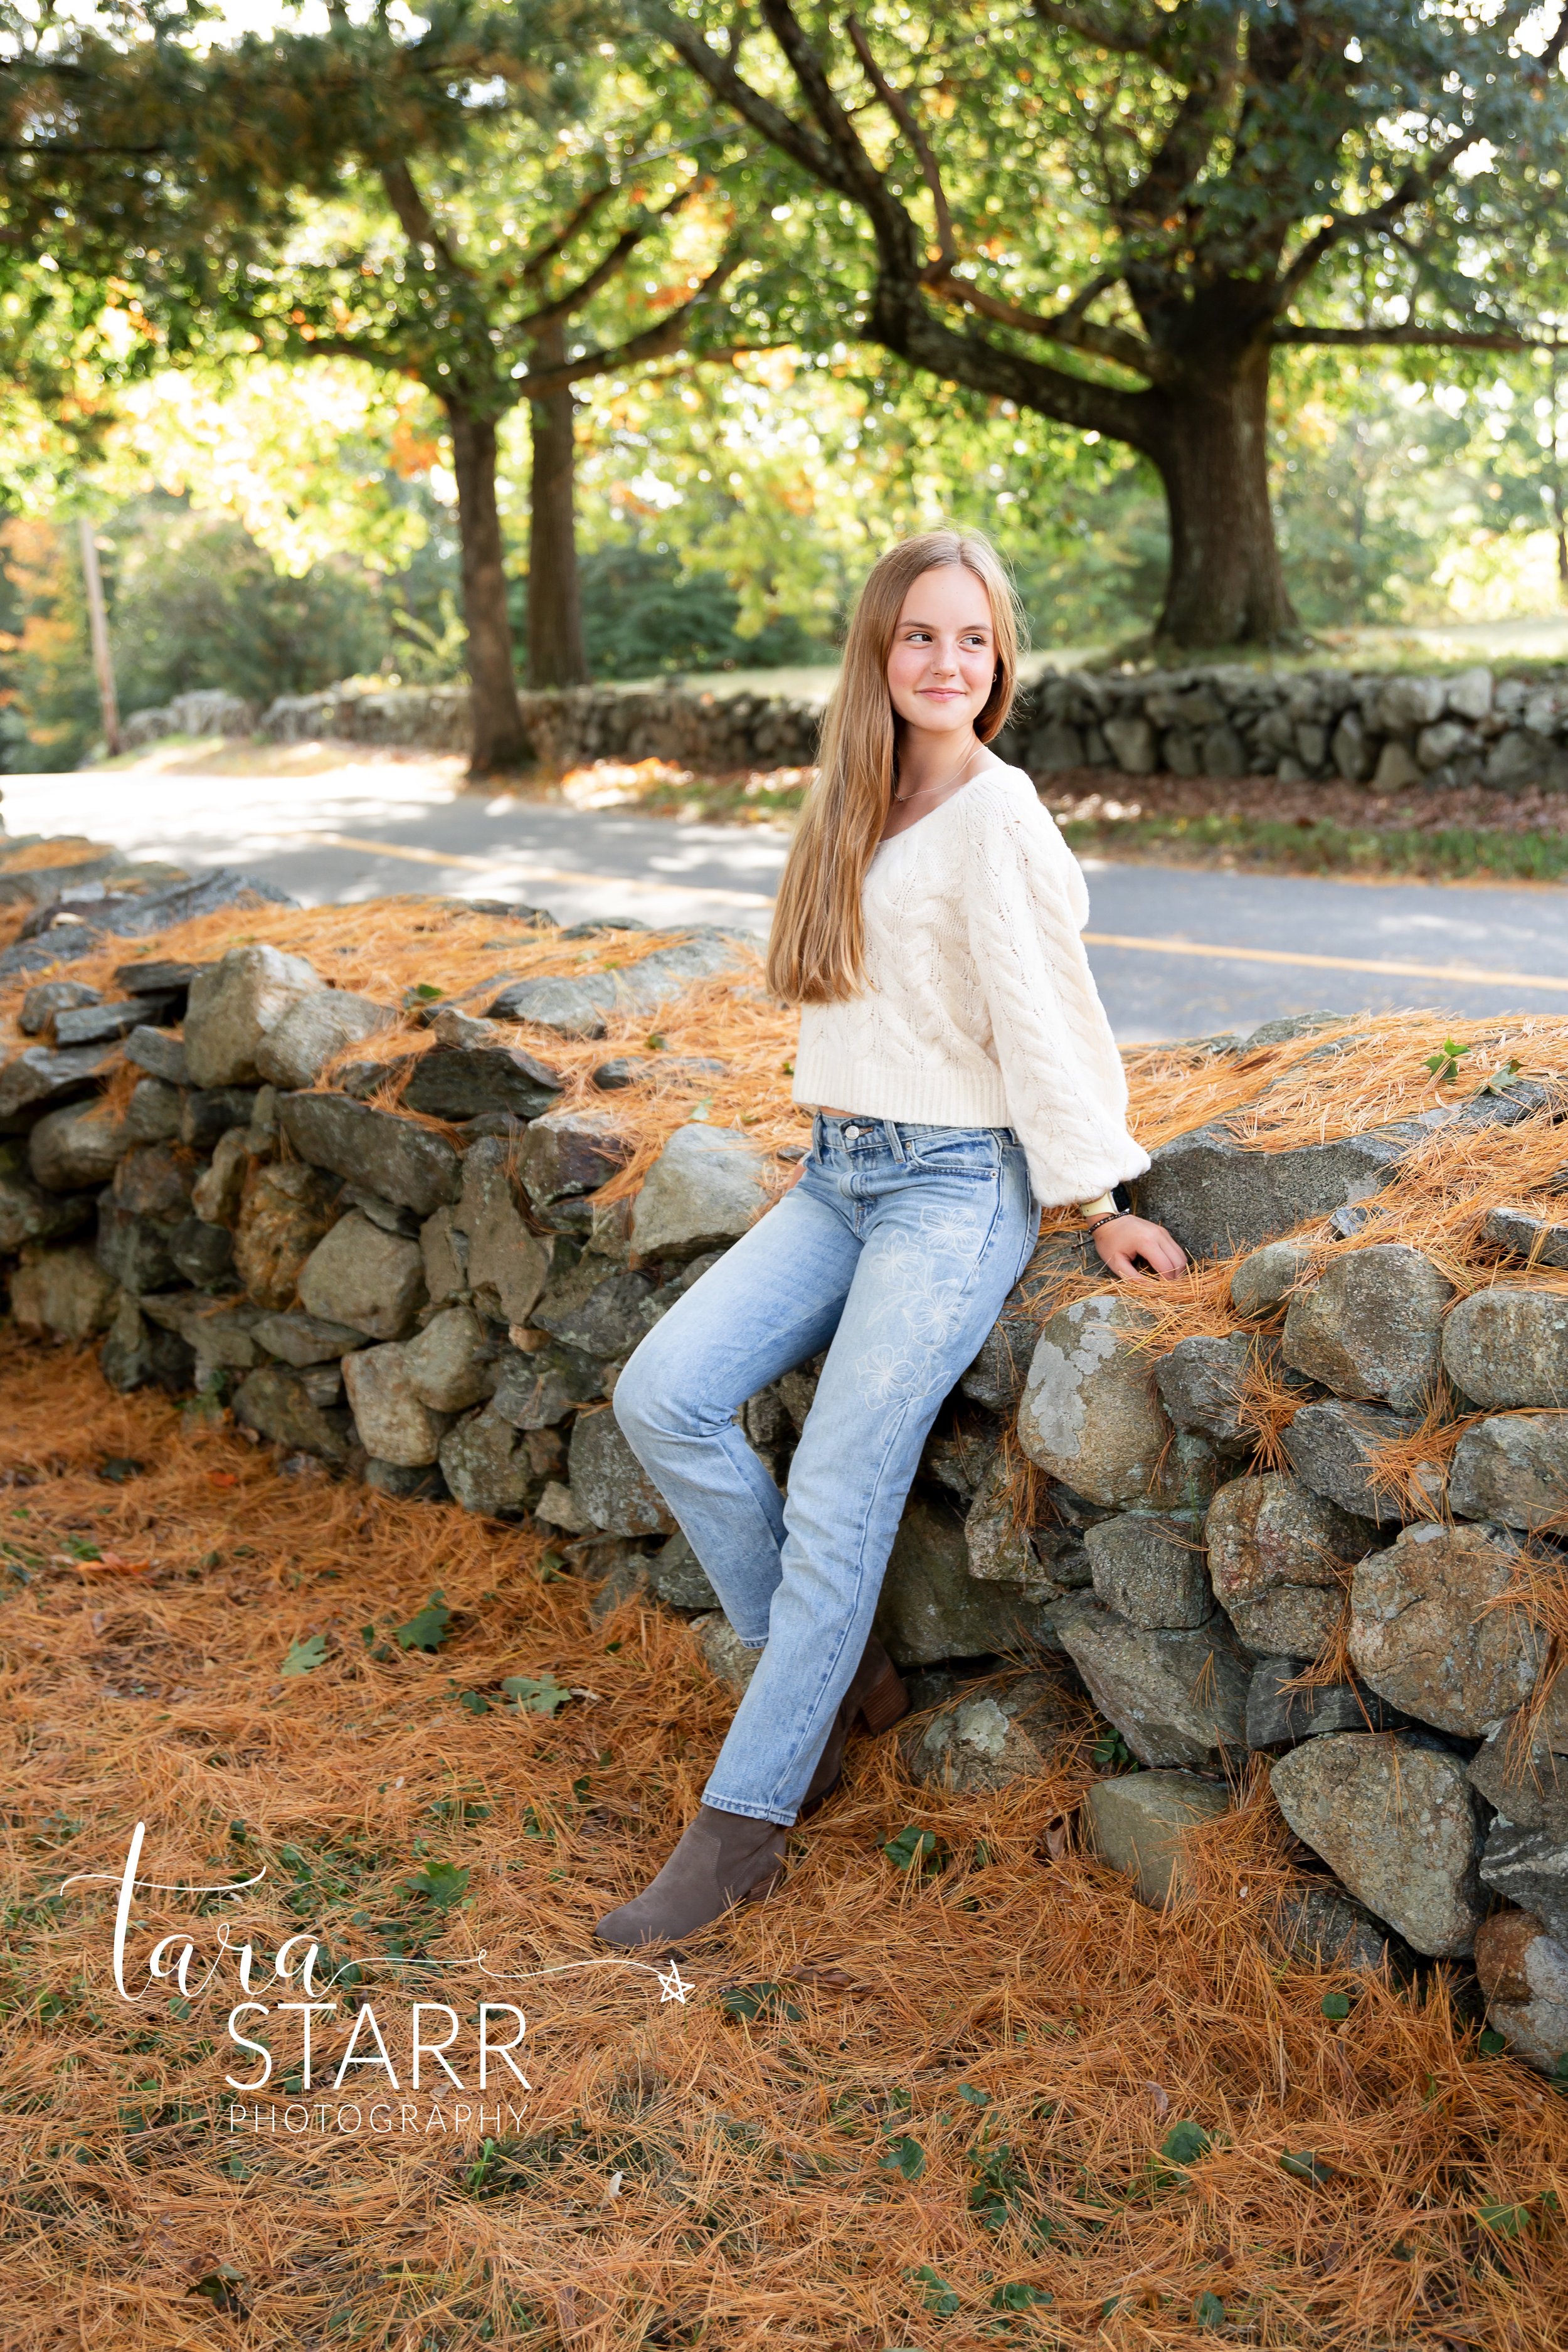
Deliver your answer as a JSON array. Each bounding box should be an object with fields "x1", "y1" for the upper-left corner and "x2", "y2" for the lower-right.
[{"x1": 766, "y1": 529, "x2": 1022, "y2": 1004}]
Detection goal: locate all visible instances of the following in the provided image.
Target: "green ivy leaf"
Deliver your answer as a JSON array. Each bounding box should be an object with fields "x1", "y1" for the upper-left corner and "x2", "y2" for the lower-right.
[
  {"x1": 720, "y1": 1980, "x2": 803, "y2": 2023},
  {"x1": 394, "y1": 1592, "x2": 452, "y2": 1652},
  {"x1": 501, "y1": 1672, "x2": 571, "y2": 1716},
  {"x1": 1161, "y1": 2119, "x2": 1212, "y2": 2168},
  {"x1": 1279, "y1": 2151, "x2": 1335, "y2": 2186},
  {"x1": 1477, "y1": 2198, "x2": 1530, "y2": 2238},
  {"x1": 880, "y1": 2132, "x2": 926, "y2": 2181},
  {"x1": 909, "y1": 2262, "x2": 957, "y2": 2314},
  {"x1": 990, "y1": 2282, "x2": 1051, "y2": 2311},
  {"x1": 281, "y1": 1633, "x2": 329, "y2": 1677},
  {"x1": 1193, "y1": 2289, "x2": 1226, "y2": 2328},
  {"x1": 401, "y1": 1860, "x2": 470, "y2": 1909},
  {"x1": 1478, "y1": 2026, "x2": 1508, "y2": 2057},
  {"x1": 1321, "y1": 1991, "x2": 1352, "y2": 2021},
  {"x1": 883, "y1": 1823, "x2": 946, "y2": 1872}
]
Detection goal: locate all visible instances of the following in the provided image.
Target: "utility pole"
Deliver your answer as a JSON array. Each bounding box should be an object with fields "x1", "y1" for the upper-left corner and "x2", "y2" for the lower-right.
[{"x1": 76, "y1": 514, "x2": 121, "y2": 756}]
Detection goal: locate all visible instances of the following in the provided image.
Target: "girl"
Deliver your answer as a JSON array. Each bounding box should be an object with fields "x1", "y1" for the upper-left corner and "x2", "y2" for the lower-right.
[{"x1": 596, "y1": 529, "x2": 1186, "y2": 1946}]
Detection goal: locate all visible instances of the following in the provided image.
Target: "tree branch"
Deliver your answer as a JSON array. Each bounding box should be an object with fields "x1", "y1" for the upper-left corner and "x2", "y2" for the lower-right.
[
  {"x1": 1030, "y1": 1, "x2": 1157, "y2": 55},
  {"x1": 649, "y1": 6, "x2": 845, "y2": 191},
  {"x1": 1273, "y1": 321, "x2": 1568, "y2": 351},
  {"x1": 381, "y1": 157, "x2": 470, "y2": 277},
  {"x1": 514, "y1": 242, "x2": 749, "y2": 397},
  {"x1": 516, "y1": 180, "x2": 617, "y2": 290},
  {"x1": 844, "y1": 14, "x2": 956, "y2": 272},
  {"x1": 515, "y1": 181, "x2": 699, "y2": 337},
  {"x1": 927, "y1": 268, "x2": 1170, "y2": 382}
]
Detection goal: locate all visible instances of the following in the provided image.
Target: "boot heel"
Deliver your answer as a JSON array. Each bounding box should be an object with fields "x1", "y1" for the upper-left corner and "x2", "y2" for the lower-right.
[
  {"x1": 857, "y1": 1660, "x2": 909, "y2": 1735},
  {"x1": 742, "y1": 1861, "x2": 787, "y2": 1904}
]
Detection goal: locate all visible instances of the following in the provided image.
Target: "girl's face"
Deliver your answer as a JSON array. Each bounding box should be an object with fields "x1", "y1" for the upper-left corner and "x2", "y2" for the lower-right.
[{"x1": 885, "y1": 563, "x2": 997, "y2": 738}]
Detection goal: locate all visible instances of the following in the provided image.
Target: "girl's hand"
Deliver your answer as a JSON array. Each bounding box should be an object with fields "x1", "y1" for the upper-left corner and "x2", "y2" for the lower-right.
[{"x1": 1091, "y1": 1214, "x2": 1187, "y2": 1283}]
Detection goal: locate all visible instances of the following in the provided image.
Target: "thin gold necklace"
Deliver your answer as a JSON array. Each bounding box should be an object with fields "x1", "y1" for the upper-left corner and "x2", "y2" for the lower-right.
[{"x1": 893, "y1": 738, "x2": 978, "y2": 805}]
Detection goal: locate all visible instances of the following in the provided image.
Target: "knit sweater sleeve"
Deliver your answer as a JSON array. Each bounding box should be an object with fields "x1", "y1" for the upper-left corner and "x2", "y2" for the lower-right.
[{"x1": 960, "y1": 768, "x2": 1151, "y2": 1205}]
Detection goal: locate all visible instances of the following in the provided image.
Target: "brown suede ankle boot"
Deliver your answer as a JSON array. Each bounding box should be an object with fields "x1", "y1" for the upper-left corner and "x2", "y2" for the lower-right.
[
  {"x1": 799, "y1": 1634, "x2": 910, "y2": 1818},
  {"x1": 593, "y1": 1804, "x2": 788, "y2": 1947}
]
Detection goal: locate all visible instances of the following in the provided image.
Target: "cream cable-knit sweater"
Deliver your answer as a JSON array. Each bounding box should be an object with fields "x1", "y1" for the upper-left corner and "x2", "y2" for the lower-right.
[{"x1": 791, "y1": 761, "x2": 1150, "y2": 1207}]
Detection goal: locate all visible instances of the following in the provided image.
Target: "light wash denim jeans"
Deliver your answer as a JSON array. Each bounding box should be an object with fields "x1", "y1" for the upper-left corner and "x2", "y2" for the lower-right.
[{"x1": 612, "y1": 1113, "x2": 1038, "y2": 1827}]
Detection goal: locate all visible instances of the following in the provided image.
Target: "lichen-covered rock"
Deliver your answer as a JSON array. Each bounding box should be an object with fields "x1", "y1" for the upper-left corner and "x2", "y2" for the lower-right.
[
  {"x1": 95, "y1": 1203, "x2": 181, "y2": 1296},
  {"x1": 418, "y1": 1204, "x2": 469, "y2": 1306},
  {"x1": 1281, "y1": 1244, "x2": 1453, "y2": 1412},
  {"x1": 1448, "y1": 1412, "x2": 1568, "y2": 1530},
  {"x1": 0, "y1": 1042, "x2": 116, "y2": 1126},
  {"x1": 568, "y1": 1405, "x2": 674, "y2": 1537},
  {"x1": 278, "y1": 1092, "x2": 460, "y2": 1218},
  {"x1": 452, "y1": 1137, "x2": 549, "y2": 1325},
  {"x1": 342, "y1": 1343, "x2": 452, "y2": 1467},
  {"x1": 1244, "y1": 1656, "x2": 1403, "y2": 1748},
  {"x1": 232, "y1": 1161, "x2": 342, "y2": 1311},
  {"x1": 900, "y1": 1671, "x2": 1077, "y2": 1793},
  {"x1": 99, "y1": 1293, "x2": 194, "y2": 1394},
  {"x1": 963, "y1": 1451, "x2": 1088, "y2": 1591},
  {"x1": 1229, "y1": 1239, "x2": 1313, "y2": 1318},
  {"x1": 490, "y1": 1338, "x2": 605, "y2": 1428},
  {"x1": 297, "y1": 1210, "x2": 426, "y2": 1340},
  {"x1": 231, "y1": 1362, "x2": 351, "y2": 1462},
  {"x1": 692, "y1": 1610, "x2": 759, "y2": 1692},
  {"x1": 872, "y1": 1491, "x2": 1069, "y2": 1662},
  {"x1": 1442, "y1": 1287, "x2": 1568, "y2": 1408},
  {"x1": 400, "y1": 1304, "x2": 495, "y2": 1412},
  {"x1": 1018, "y1": 1295, "x2": 1194, "y2": 1510},
  {"x1": 1051, "y1": 1595, "x2": 1249, "y2": 1768},
  {"x1": 1347, "y1": 1520, "x2": 1543, "y2": 1737},
  {"x1": 9, "y1": 1244, "x2": 117, "y2": 1340},
  {"x1": 629, "y1": 1123, "x2": 768, "y2": 1262},
  {"x1": 1282, "y1": 1398, "x2": 1417, "y2": 1523},
  {"x1": 437, "y1": 1405, "x2": 541, "y2": 1517},
  {"x1": 1205, "y1": 1473, "x2": 1375, "y2": 1656},
  {"x1": 169, "y1": 1213, "x2": 237, "y2": 1293},
  {"x1": 124, "y1": 1077, "x2": 183, "y2": 1145},
  {"x1": 403, "y1": 1034, "x2": 563, "y2": 1121},
  {"x1": 191, "y1": 1125, "x2": 266, "y2": 1228},
  {"x1": 1153, "y1": 1333, "x2": 1254, "y2": 1447},
  {"x1": 1084, "y1": 1511, "x2": 1212, "y2": 1629},
  {"x1": 1131, "y1": 1120, "x2": 1415, "y2": 1259},
  {"x1": 1474, "y1": 1908, "x2": 1568, "y2": 2075},
  {"x1": 1084, "y1": 1771, "x2": 1231, "y2": 1907},
  {"x1": 1468, "y1": 1678, "x2": 1568, "y2": 1827},
  {"x1": 109, "y1": 1142, "x2": 193, "y2": 1224},
  {"x1": 1269, "y1": 1734, "x2": 1486, "y2": 1956},
  {"x1": 1479, "y1": 1815, "x2": 1568, "y2": 1944},
  {"x1": 1484, "y1": 1207, "x2": 1568, "y2": 1272},
  {"x1": 0, "y1": 1140, "x2": 95, "y2": 1252},
  {"x1": 514, "y1": 1108, "x2": 628, "y2": 1209},
  {"x1": 27, "y1": 1098, "x2": 133, "y2": 1192},
  {"x1": 183, "y1": 944, "x2": 322, "y2": 1086},
  {"x1": 252, "y1": 1309, "x2": 368, "y2": 1365},
  {"x1": 253, "y1": 988, "x2": 394, "y2": 1089},
  {"x1": 1270, "y1": 1882, "x2": 1415, "y2": 1975},
  {"x1": 531, "y1": 1258, "x2": 657, "y2": 1358},
  {"x1": 645, "y1": 1531, "x2": 720, "y2": 1611}
]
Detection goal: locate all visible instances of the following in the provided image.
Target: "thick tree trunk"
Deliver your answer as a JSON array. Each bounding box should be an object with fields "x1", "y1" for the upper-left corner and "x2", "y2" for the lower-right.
[
  {"x1": 445, "y1": 401, "x2": 531, "y2": 778},
  {"x1": 526, "y1": 325, "x2": 590, "y2": 690},
  {"x1": 1147, "y1": 343, "x2": 1300, "y2": 649}
]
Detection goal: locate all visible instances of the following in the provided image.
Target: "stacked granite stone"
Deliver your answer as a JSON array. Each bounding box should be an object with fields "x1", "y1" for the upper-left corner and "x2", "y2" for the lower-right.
[{"x1": 3, "y1": 864, "x2": 1566, "y2": 2075}]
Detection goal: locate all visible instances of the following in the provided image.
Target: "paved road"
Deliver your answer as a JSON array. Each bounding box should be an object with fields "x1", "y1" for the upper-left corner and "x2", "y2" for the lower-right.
[{"x1": 5, "y1": 753, "x2": 1567, "y2": 1042}]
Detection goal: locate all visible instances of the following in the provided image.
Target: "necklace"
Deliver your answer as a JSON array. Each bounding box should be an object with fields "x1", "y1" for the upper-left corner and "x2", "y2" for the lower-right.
[{"x1": 893, "y1": 738, "x2": 978, "y2": 805}]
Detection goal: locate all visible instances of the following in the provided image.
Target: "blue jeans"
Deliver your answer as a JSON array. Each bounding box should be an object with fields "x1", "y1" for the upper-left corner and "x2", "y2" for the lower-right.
[{"x1": 612, "y1": 1113, "x2": 1038, "y2": 1827}]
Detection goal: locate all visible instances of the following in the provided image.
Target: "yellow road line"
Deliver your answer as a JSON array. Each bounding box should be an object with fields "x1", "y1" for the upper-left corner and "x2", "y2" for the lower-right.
[
  {"x1": 1083, "y1": 930, "x2": 1568, "y2": 995},
  {"x1": 314, "y1": 832, "x2": 776, "y2": 909},
  {"x1": 313, "y1": 834, "x2": 1568, "y2": 991}
]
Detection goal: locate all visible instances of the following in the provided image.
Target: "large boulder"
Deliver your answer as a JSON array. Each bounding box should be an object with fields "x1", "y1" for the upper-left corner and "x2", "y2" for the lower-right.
[
  {"x1": 1473, "y1": 1909, "x2": 1568, "y2": 2077},
  {"x1": 0, "y1": 1142, "x2": 95, "y2": 1253},
  {"x1": 873, "y1": 1493, "x2": 1069, "y2": 1666},
  {"x1": 0, "y1": 1042, "x2": 116, "y2": 1127},
  {"x1": 183, "y1": 945, "x2": 323, "y2": 1086},
  {"x1": 1347, "y1": 1521, "x2": 1544, "y2": 1737},
  {"x1": 1479, "y1": 1816, "x2": 1568, "y2": 1944},
  {"x1": 568, "y1": 1406, "x2": 674, "y2": 1537},
  {"x1": 1018, "y1": 1295, "x2": 1207, "y2": 1511},
  {"x1": 438, "y1": 1405, "x2": 543, "y2": 1517},
  {"x1": 232, "y1": 1162, "x2": 342, "y2": 1311},
  {"x1": 254, "y1": 989, "x2": 395, "y2": 1089},
  {"x1": 28, "y1": 1098, "x2": 133, "y2": 1192},
  {"x1": 531, "y1": 1258, "x2": 658, "y2": 1359},
  {"x1": 1448, "y1": 1413, "x2": 1568, "y2": 1530},
  {"x1": 1084, "y1": 1511, "x2": 1212, "y2": 1629},
  {"x1": 9, "y1": 1244, "x2": 117, "y2": 1341},
  {"x1": 278, "y1": 1093, "x2": 460, "y2": 1217},
  {"x1": 252, "y1": 1309, "x2": 368, "y2": 1367},
  {"x1": 297, "y1": 1210, "x2": 426, "y2": 1340},
  {"x1": 403, "y1": 1032, "x2": 563, "y2": 1121},
  {"x1": 1281, "y1": 1398, "x2": 1417, "y2": 1523},
  {"x1": 1484, "y1": 1207, "x2": 1568, "y2": 1272},
  {"x1": 400, "y1": 1304, "x2": 496, "y2": 1412},
  {"x1": 899, "y1": 1672, "x2": 1077, "y2": 1794},
  {"x1": 491, "y1": 1338, "x2": 605, "y2": 1428},
  {"x1": 958, "y1": 1234, "x2": 1093, "y2": 1412},
  {"x1": 452, "y1": 1137, "x2": 550, "y2": 1325},
  {"x1": 1051, "y1": 1595, "x2": 1249, "y2": 1768},
  {"x1": 99, "y1": 1295, "x2": 194, "y2": 1394},
  {"x1": 1442, "y1": 1288, "x2": 1568, "y2": 1408},
  {"x1": 1153, "y1": 1333, "x2": 1254, "y2": 1448},
  {"x1": 629, "y1": 1124, "x2": 768, "y2": 1262},
  {"x1": 1205, "y1": 1473, "x2": 1377, "y2": 1657},
  {"x1": 1084, "y1": 1771, "x2": 1232, "y2": 1907},
  {"x1": 1244, "y1": 1656, "x2": 1403, "y2": 1749},
  {"x1": 1269, "y1": 1734, "x2": 1486, "y2": 1956},
  {"x1": 1270, "y1": 1881, "x2": 1416, "y2": 1975},
  {"x1": 1468, "y1": 1677, "x2": 1568, "y2": 1828},
  {"x1": 486, "y1": 929, "x2": 743, "y2": 1038},
  {"x1": 341, "y1": 1343, "x2": 452, "y2": 1468},
  {"x1": 516, "y1": 1108, "x2": 629, "y2": 1209},
  {"x1": 1229, "y1": 1239, "x2": 1313, "y2": 1318},
  {"x1": 1281, "y1": 1245, "x2": 1453, "y2": 1412}
]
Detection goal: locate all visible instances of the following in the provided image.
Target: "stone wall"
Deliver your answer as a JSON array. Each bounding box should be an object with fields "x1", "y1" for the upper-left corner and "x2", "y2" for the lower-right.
[
  {"x1": 2, "y1": 843, "x2": 1565, "y2": 2075},
  {"x1": 115, "y1": 662, "x2": 1568, "y2": 790}
]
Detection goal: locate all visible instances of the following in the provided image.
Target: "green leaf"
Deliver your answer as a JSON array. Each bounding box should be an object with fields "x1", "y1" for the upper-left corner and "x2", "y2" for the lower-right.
[
  {"x1": 393, "y1": 1592, "x2": 452, "y2": 1651},
  {"x1": 457, "y1": 1690, "x2": 490, "y2": 1715},
  {"x1": 880, "y1": 2132, "x2": 927, "y2": 2181},
  {"x1": 644, "y1": 1033, "x2": 666, "y2": 1051},
  {"x1": 909, "y1": 2262, "x2": 958, "y2": 2314},
  {"x1": 989, "y1": 2282, "x2": 1051, "y2": 2311},
  {"x1": 401, "y1": 1860, "x2": 470, "y2": 1909},
  {"x1": 1193, "y1": 2290, "x2": 1226, "y2": 2328},
  {"x1": 957, "y1": 2082, "x2": 992, "y2": 2106},
  {"x1": 1554, "y1": 2052, "x2": 1568, "y2": 2086},
  {"x1": 1478, "y1": 2026, "x2": 1508, "y2": 2056},
  {"x1": 1161, "y1": 2118, "x2": 1211, "y2": 2168},
  {"x1": 413, "y1": 982, "x2": 443, "y2": 999},
  {"x1": 1279, "y1": 2150, "x2": 1335, "y2": 2186},
  {"x1": 281, "y1": 1633, "x2": 329, "y2": 1677},
  {"x1": 720, "y1": 1979, "x2": 803, "y2": 2023},
  {"x1": 1321, "y1": 1991, "x2": 1352, "y2": 2021},
  {"x1": 1477, "y1": 2198, "x2": 1530, "y2": 2238},
  {"x1": 501, "y1": 1671, "x2": 571, "y2": 1716},
  {"x1": 883, "y1": 1823, "x2": 945, "y2": 1872}
]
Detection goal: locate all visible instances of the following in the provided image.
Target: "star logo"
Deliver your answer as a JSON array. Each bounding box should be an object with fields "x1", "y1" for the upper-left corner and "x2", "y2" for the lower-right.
[{"x1": 657, "y1": 1960, "x2": 694, "y2": 2005}]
